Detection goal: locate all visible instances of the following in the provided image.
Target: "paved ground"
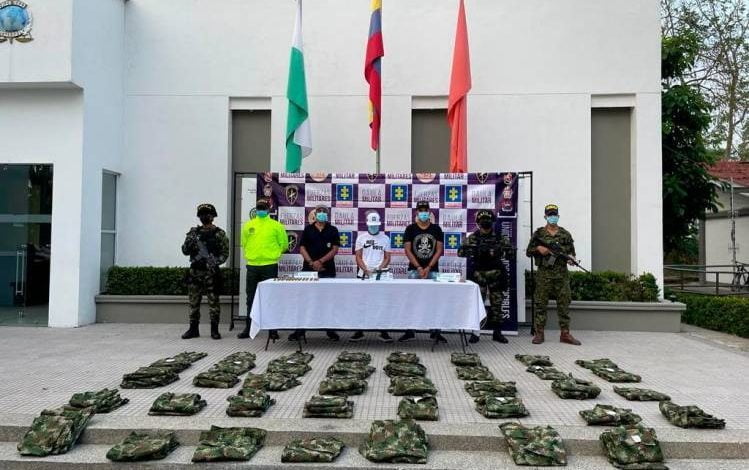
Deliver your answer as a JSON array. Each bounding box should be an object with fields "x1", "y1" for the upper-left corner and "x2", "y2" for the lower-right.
[{"x1": 0, "y1": 324, "x2": 747, "y2": 469}]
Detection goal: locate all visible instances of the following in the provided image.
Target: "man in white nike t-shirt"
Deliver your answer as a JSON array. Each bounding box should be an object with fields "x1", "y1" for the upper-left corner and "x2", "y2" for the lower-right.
[{"x1": 349, "y1": 212, "x2": 393, "y2": 343}]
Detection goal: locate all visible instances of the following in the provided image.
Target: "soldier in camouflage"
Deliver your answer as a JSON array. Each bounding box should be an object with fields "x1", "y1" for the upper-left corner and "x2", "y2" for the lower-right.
[
  {"x1": 458, "y1": 210, "x2": 513, "y2": 343},
  {"x1": 181, "y1": 203, "x2": 230, "y2": 340},
  {"x1": 526, "y1": 204, "x2": 582, "y2": 345}
]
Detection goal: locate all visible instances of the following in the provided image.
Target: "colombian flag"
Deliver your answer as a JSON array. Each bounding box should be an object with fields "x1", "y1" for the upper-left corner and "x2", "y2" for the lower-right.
[{"x1": 365, "y1": 0, "x2": 384, "y2": 151}]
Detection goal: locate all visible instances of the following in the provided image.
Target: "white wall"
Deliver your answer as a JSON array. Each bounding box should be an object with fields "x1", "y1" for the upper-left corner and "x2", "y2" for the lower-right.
[
  {"x1": 0, "y1": 89, "x2": 85, "y2": 327},
  {"x1": 119, "y1": 0, "x2": 662, "y2": 280},
  {"x1": 705, "y1": 216, "x2": 749, "y2": 266}
]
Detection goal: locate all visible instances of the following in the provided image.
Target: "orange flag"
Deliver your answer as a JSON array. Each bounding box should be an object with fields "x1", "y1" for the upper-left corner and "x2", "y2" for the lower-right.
[{"x1": 448, "y1": 0, "x2": 472, "y2": 173}]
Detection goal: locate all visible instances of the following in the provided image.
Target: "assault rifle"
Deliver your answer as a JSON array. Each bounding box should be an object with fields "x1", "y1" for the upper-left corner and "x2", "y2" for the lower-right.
[
  {"x1": 532, "y1": 235, "x2": 590, "y2": 274},
  {"x1": 188, "y1": 229, "x2": 218, "y2": 273}
]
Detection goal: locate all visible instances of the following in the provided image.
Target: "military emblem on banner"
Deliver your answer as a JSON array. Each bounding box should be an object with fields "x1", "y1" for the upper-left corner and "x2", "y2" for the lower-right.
[
  {"x1": 287, "y1": 232, "x2": 299, "y2": 253},
  {"x1": 476, "y1": 172, "x2": 490, "y2": 184},
  {"x1": 335, "y1": 184, "x2": 354, "y2": 207},
  {"x1": 389, "y1": 232, "x2": 405, "y2": 254},
  {"x1": 389, "y1": 184, "x2": 409, "y2": 208},
  {"x1": 443, "y1": 232, "x2": 463, "y2": 255},
  {"x1": 338, "y1": 231, "x2": 354, "y2": 254},
  {"x1": 443, "y1": 184, "x2": 464, "y2": 208},
  {"x1": 285, "y1": 185, "x2": 300, "y2": 205}
]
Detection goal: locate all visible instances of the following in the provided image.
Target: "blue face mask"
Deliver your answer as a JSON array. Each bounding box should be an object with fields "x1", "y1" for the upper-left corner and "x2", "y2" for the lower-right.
[
  {"x1": 417, "y1": 212, "x2": 430, "y2": 222},
  {"x1": 256, "y1": 210, "x2": 268, "y2": 218},
  {"x1": 547, "y1": 215, "x2": 559, "y2": 225},
  {"x1": 315, "y1": 212, "x2": 328, "y2": 223},
  {"x1": 368, "y1": 226, "x2": 379, "y2": 235}
]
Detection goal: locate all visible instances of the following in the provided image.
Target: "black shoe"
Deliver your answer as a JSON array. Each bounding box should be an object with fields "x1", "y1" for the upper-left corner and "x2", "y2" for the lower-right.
[
  {"x1": 349, "y1": 331, "x2": 365, "y2": 342},
  {"x1": 237, "y1": 323, "x2": 250, "y2": 339},
  {"x1": 379, "y1": 332, "x2": 394, "y2": 343},
  {"x1": 269, "y1": 330, "x2": 280, "y2": 341},
  {"x1": 492, "y1": 330, "x2": 509, "y2": 343},
  {"x1": 288, "y1": 330, "x2": 304, "y2": 342},
  {"x1": 398, "y1": 331, "x2": 416, "y2": 342},
  {"x1": 433, "y1": 333, "x2": 448, "y2": 344},
  {"x1": 181, "y1": 321, "x2": 200, "y2": 339},
  {"x1": 468, "y1": 333, "x2": 480, "y2": 344},
  {"x1": 326, "y1": 331, "x2": 340, "y2": 342},
  {"x1": 210, "y1": 322, "x2": 221, "y2": 340}
]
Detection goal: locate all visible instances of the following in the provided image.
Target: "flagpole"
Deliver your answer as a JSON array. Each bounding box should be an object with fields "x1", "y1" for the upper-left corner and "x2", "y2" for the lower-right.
[{"x1": 376, "y1": 148, "x2": 381, "y2": 174}]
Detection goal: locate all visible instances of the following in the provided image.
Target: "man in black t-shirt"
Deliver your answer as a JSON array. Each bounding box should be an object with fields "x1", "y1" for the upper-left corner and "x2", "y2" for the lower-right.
[
  {"x1": 399, "y1": 200, "x2": 446, "y2": 343},
  {"x1": 290, "y1": 206, "x2": 341, "y2": 341}
]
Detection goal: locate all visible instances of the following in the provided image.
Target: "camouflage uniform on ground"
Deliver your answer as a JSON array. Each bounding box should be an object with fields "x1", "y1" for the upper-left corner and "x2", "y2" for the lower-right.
[
  {"x1": 397, "y1": 396, "x2": 439, "y2": 421},
  {"x1": 614, "y1": 387, "x2": 671, "y2": 402},
  {"x1": 450, "y1": 352, "x2": 482, "y2": 367},
  {"x1": 337, "y1": 351, "x2": 372, "y2": 363},
  {"x1": 456, "y1": 365, "x2": 495, "y2": 381},
  {"x1": 579, "y1": 404, "x2": 642, "y2": 426},
  {"x1": 242, "y1": 372, "x2": 300, "y2": 392},
  {"x1": 384, "y1": 361, "x2": 427, "y2": 378},
  {"x1": 526, "y1": 365, "x2": 568, "y2": 381},
  {"x1": 360, "y1": 420, "x2": 429, "y2": 464},
  {"x1": 327, "y1": 361, "x2": 376, "y2": 380},
  {"x1": 226, "y1": 391, "x2": 275, "y2": 417},
  {"x1": 68, "y1": 388, "x2": 129, "y2": 413},
  {"x1": 499, "y1": 422, "x2": 567, "y2": 466},
  {"x1": 282, "y1": 437, "x2": 345, "y2": 462},
  {"x1": 182, "y1": 223, "x2": 230, "y2": 324},
  {"x1": 387, "y1": 351, "x2": 420, "y2": 364},
  {"x1": 318, "y1": 378, "x2": 367, "y2": 396},
  {"x1": 17, "y1": 407, "x2": 94, "y2": 457},
  {"x1": 303, "y1": 395, "x2": 354, "y2": 418},
  {"x1": 464, "y1": 380, "x2": 517, "y2": 398},
  {"x1": 193, "y1": 370, "x2": 240, "y2": 388},
  {"x1": 515, "y1": 354, "x2": 553, "y2": 367},
  {"x1": 192, "y1": 426, "x2": 266, "y2": 462},
  {"x1": 526, "y1": 226, "x2": 576, "y2": 330},
  {"x1": 120, "y1": 366, "x2": 179, "y2": 389},
  {"x1": 551, "y1": 375, "x2": 601, "y2": 400},
  {"x1": 388, "y1": 377, "x2": 438, "y2": 396},
  {"x1": 599, "y1": 425, "x2": 668, "y2": 469},
  {"x1": 475, "y1": 396, "x2": 528, "y2": 419},
  {"x1": 148, "y1": 392, "x2": 207, "y2": 416},
  {"x1": 106, "y1": 431, "x2": 179, "y2": 462},
  {"x1": 659, "y1": 401, "x2": 726, "y2": 429}
]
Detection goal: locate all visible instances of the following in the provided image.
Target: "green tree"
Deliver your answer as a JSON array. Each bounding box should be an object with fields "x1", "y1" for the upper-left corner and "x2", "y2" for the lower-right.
[{"x1": 662, "y1": 33, "x2": 724, "y2": 254}]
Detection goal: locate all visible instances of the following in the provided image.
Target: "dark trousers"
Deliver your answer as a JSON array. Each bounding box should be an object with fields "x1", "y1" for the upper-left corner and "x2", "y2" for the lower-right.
[{"x1": 246, "y1": 264, "x2": 278, "y2": 329}]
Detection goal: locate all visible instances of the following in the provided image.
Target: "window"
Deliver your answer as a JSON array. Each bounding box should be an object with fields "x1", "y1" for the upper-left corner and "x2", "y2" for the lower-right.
[
  {"x1": 100, "y1": 172, "x2": 118, "y2": 291},
  {"x1": 411, "y1": 109, "x2": 450, "y2": 173}
]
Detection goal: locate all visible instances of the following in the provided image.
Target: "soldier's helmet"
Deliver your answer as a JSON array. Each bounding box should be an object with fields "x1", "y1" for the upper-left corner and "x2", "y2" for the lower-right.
[
  {"x1": 475, "y1": 209, "x2": 496, "y2": 223},
  {"x1": 197, "y1": 203, "x2": 218, "y2": 217}
]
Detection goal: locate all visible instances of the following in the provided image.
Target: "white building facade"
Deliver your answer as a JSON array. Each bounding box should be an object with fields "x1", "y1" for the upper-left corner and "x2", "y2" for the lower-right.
[{"x1": 0, "y1": 0, "x2": 663, "y2": 327}]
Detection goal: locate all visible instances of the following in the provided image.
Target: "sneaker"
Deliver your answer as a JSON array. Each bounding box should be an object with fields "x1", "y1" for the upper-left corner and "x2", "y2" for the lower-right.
[
  {"x1": 468, "y1": 333, "x2": 480, "y2": 344},
  {"x1": 288, "y1": 331, "x2": 303, "y2": 342},
  {"x1": 398, "y1": 331, "x2": 416, "y2": 342},
  {"x1": 379, "y1": 332, "x2": 394, "y2": 343},
  {"x1": 326, "y1": 331, "x2": 341, "y2": 342},
  {"x1": 269, "y1": 330, "x2": 280, "y2": 341},
  {"x1": 433, "y1": 333, "x2": 448, "y2": 344},
  {"x1": 349, "y1": 331, "x2": 365, "y2": 342}
]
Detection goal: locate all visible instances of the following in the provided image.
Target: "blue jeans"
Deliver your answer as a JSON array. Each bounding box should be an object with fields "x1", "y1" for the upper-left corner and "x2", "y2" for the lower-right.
[{"x1": 408, "y1": 269, "x2": 438, "y2": 280}]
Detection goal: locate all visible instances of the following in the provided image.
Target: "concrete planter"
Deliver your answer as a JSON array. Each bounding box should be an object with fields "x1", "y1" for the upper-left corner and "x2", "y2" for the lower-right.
[
  {"x1": 525, "y1": 300, "x2": 685, "y2": 333},
  {"x1": 96, "y1": 295, "x2": 685, "y2": 333},
  {"x1": 96, "y1": 295, "x2": 241, "y2": 324}
]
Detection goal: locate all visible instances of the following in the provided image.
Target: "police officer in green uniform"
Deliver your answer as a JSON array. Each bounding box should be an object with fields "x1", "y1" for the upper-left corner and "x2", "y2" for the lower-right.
[
  {"x1": 181, "y1": 203, "x2": 230, "y2": 340},
  {"x1": 458, "y1": 210, "x2": 513, "y2": 344},
  {"x1": 526, "y1": 204, "x2": 581, "y2": 345}
]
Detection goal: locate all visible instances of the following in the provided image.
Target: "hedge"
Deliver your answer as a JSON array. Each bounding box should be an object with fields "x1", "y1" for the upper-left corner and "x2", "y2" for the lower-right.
[
  {"x1": 670, "y1": 292, "x2": 749, "y2": 338},
  {"x1": 105, "y1": 267, "x2": 239, "y2": 296},
  {"x1": 525, "y1": 271, "x2": 660, "y2": 302}
]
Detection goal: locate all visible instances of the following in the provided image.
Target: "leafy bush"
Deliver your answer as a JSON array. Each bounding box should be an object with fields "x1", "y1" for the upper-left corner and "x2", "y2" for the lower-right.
[
  {"x1": 105, "y1": 266, "x2": 239, "y2": 296},
  {"x1": 525, "y1": 271, "x2": 659, "y2": 302},
  {"x1": 670, "y1": 292, "x2": 749, "y2": 338}
]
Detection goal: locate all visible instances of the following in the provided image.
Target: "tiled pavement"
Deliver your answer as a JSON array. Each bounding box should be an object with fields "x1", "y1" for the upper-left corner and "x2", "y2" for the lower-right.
[{"x1": 0, "y1": 324, "x2": 747, "y2": 430}]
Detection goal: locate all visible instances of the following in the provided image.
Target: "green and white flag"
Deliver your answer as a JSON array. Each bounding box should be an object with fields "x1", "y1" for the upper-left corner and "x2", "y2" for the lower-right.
[{"x1": 285, "y1": 0, "x2": 312, "y2": 173}]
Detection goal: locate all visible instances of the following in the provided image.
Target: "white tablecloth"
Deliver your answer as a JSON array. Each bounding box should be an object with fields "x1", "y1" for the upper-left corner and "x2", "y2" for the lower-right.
[{"x1": 249, "y1": 279, "x2": 487, "y2": 339}]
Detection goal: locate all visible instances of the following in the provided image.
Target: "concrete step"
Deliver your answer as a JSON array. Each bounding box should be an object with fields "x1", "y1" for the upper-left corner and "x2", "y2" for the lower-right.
[
  {"x1": 2, "y1": 415, "x2": 748, "y2": 460},
  {"x1": 1, "y1": 442, "x2": 748, "y2": 470}
]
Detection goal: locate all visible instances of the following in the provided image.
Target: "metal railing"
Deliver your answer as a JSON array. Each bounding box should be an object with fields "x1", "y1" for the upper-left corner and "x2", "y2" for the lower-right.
[{"x1": 664, "y1": 263, "x2": 749, "y2": 296}]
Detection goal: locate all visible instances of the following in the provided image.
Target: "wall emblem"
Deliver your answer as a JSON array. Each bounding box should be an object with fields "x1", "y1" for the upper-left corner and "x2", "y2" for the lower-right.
[
  {"x1": 0, "y1": 1, "x2": 33, "y2": 43},
  {"x1": 285, "y1": 185, "x2": 299, "y2": 205}
]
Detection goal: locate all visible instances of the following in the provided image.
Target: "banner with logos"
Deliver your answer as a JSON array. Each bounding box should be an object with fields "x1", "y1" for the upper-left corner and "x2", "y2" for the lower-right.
[{"x1": 254, "y1": 172, "x2": 519, "y2": 332}]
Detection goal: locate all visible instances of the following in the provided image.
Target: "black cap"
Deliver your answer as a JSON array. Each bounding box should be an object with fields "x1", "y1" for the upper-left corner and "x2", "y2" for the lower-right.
[
  {"x1": 256, "y1": 198, "x2": 270, "y2": 210},
  {"x1": 416, "y1": 200, "x2": 430, "y2": 211},
  {"x1": 544, "y1": 204, "x2": 559, "y2": 216},
  {"x1": 197, "y1": 203, "x2": 217, "y2": 217}
]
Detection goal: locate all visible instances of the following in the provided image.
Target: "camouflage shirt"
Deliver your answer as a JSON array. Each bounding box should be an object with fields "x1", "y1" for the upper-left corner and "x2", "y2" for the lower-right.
[
  {"x1": 106, "y1": 431, "x2": 179, "y2": 462},
  {"x1": 599, "y1": 425, "x2": 668, "y2": 469},
  {"x1": 192, "y1": 426, "x2": 266, "y2": 463},
  {"x1": 458, "y1": 229, "x2": 514, "y2": 272},
  {"x1": 526, "y1": 226, "x2": 576, "y2": 274},
  {"x1": 182, "y1": 225, "x2": 230, "y2": 271}
]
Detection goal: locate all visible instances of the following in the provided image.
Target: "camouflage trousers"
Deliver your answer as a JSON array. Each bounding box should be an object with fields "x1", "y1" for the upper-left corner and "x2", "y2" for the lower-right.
[
  {"x1": 188, "y1": 269, "x2": 220, "y2": 323},
  {"x1": 472, "y1": 270, "x2": 505, "y2": 328},
  {"x1": 534, "y1": 269, "x2": 571, "y2": 330}
]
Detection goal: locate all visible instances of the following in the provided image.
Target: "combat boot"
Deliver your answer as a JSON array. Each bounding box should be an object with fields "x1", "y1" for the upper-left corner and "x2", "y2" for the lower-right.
[
  {"x1": 560, "y1": 329, "x2": 581, "y2": 345},
  {"x1": 237, "y1": 319, "x2": 251, "y2": 339},
  {"x1": 532, "y1": 327, "x2": 544, "y2": 344},
  {"x1": 181, "y1": 321, "x2": 200, "y2": 339},
  {"x1": 492, "y1": 329, "x2": 509, "y2": 343},
  {"x1": 210, "y1": 321, "x2": 221, "y2": 340}
]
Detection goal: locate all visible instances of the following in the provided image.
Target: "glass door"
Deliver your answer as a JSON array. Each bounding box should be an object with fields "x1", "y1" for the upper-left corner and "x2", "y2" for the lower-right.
[{"x1": 0, "y1": 164, "x2": 53, "y2": 326}]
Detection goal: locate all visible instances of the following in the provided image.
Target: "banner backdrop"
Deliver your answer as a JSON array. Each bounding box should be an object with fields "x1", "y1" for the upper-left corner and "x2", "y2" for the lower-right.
[{"x1": 256, "y1": 172, "x2": 519, "y2": 332}]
